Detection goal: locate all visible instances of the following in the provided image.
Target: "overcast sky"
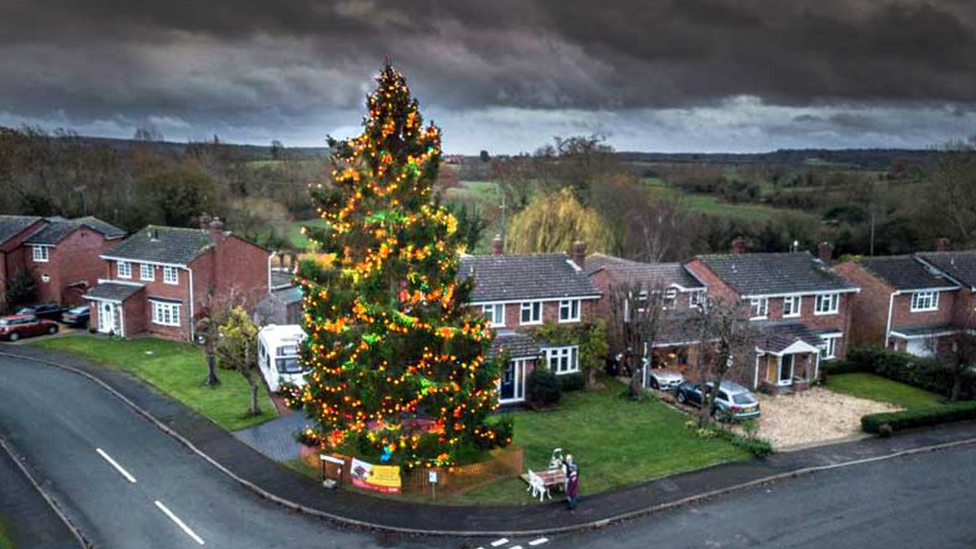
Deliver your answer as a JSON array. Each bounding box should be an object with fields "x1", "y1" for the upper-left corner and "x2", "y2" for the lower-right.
[{"x1": 2, "y1": 0, "x2": 975, "y2": 154}]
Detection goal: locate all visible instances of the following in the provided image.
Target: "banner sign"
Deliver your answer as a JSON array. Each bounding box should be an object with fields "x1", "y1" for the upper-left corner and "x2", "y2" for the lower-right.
[{"x1": 350, "y1": 457, "x2": 402, "y2": 494}]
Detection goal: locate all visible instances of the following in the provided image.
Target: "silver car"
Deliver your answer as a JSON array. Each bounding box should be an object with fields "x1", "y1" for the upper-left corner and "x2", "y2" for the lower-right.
[{"x1": 647, "y1": 368, "x2": 685, "y2": 391}]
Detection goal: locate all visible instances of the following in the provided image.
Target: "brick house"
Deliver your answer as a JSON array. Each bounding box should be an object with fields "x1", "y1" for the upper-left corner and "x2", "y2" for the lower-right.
[
  {"x1": 458, "y1": 240, "x2": 601, "y2": 405},
  {"x1": 835, "y1": 255, "x2": 961, "y2": 356},
  {"x1": 84, "y1": 220, "x2": 273, "y2": 341},
  {"x1": 0, "y1": 215, "x2": 125, "y2": 310},
  {"x1": 585, "y1": 252, "x2": 707, "y2": 367},
  {"x1": 684, "y1": 241, "x2": 859, "y2": 392}
]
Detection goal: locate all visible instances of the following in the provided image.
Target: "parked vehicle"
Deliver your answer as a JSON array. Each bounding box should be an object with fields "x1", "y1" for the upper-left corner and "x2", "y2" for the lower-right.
[
  {"x1": 257, "y1": 324, "x2": 306, "y2": 392},
  {"x1": 0, "y1": 315, "x2": 59, "y2": 341},
  {"x1": 647, "y1": 368, "x2": 684, "y2": 391},
  {"x1": 16, "y1": 303, "x2": 65, "y2": 321},
  {"x1": 675, "y1": 381, "x2": 761, "y2": 421},
  {"x1": 60, "y1": 306, "x2": 91, "y2": 328}
]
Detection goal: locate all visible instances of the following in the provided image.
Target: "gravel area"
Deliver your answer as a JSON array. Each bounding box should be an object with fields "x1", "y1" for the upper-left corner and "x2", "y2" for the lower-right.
[{"x1": 751, "y1": 387, "x2": 901, "y2": 449}]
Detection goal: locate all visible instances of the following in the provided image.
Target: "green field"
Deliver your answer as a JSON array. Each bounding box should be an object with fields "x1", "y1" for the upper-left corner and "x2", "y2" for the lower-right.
[
  {"x1": 33, "y1": 335, "x2": 277, "y2": 431},
  {"x1": 827, "y1": 373, "x2": 945, "y2": 410},
  {"x1": 642, "y1": 178, "x2": 813, "y2": 222}
]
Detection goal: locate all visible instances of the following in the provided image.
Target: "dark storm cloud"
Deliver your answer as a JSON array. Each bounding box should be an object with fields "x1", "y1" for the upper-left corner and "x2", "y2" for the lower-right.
[{"x1": 0, "y1": 0, "x2": 974, "y2": 150}]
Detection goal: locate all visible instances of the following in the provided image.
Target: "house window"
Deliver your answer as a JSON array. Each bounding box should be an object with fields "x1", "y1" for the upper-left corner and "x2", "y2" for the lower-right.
[
  {"x1": 140, "y1": 263, "x2": 155, "y2": 281},
  {"x1": 163, "y1": 266, "x2": 179, "y2": 285},
  {"x1": 910, "y1": 291, "x2": 939, "y2": 312},
  {"x1": 690, "y1": 290, "x2": 705, "y2": 309},
  {"x1": 663, "y1": 288, "x2": 678, "y2": 308},
  {"x1": 558, "y1": 299, "x2": 581, "y2": 322},
  {"x1": 750, "y1": 298, "x2": 768, "y2": 319},
  {"x1": 32, "y1": 246, "x2": 49, "y2": 262},
  {"x1": 117, "y1": 261, "x2": 132, "y2": 278},
  {"x1": 820, "y1": 336, "x2": 839, "y2": 360},
  {"x1": 150, "y1": 301, "x2": 181, "y2": 327},
  {"x1": 481, "y1": 303, "x2": 505, "y2": 327},
  {"x1": 815, "y1": 293, "x2": 840, "y2": 315},
  {"x1": 520, "y1": 301, "x2": 542, "y2": 325},
  {"x1": 783, "y1": 296, "x2": 802, "y2": 318},
  {"x1": 543, "y1": 346, "x2": 579, "y2": 375}
]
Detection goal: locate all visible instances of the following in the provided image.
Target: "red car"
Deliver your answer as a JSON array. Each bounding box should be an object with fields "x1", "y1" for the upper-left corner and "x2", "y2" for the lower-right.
[{"x1": 0, "y1": 314, "x2": 59, "y2": 342}]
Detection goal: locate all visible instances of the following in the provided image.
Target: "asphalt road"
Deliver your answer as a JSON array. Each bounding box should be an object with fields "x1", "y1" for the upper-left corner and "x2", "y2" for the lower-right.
[
  {"x1": 0, "y1": 354, "x2": 446, "y2": 549},
  {"x1": 2, "y1": 352, "x2": 976, "y2": 549}
]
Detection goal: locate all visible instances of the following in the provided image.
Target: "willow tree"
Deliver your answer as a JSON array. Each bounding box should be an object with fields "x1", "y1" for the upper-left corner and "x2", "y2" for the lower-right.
[{"x1": 506, "y1": 187, "x2": 611, "y2": 254}]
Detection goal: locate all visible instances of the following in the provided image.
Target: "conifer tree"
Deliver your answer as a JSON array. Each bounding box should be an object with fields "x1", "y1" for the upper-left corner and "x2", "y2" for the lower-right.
[{"x1": 297, "y1": 64, "x2": 508, "y2": 467}]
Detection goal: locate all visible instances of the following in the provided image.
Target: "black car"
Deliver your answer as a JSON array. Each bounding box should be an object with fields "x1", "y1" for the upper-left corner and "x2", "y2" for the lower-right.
[
  {"x1": 61, "y1": 306, "x2": 90, "y2": 328},
  {"x1": 16, "y1": 303, "x2": 65, "y2": 321}
]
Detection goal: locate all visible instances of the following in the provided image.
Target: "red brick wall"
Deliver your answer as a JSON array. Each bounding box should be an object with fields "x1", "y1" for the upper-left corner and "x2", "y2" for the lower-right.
[
  {"x1": 471, "y1": 297, "x2": 598, "y2": 330},
  {"x1": 835, "y1": 262, "x2": 893, "y2": 347},
  {"x1": 28, "y1": 227, "x2": 120, "y2": 306},
  {"x1": 890, "y1": 291, "x2": 956, "y2": 330},
  {"x1": 211, "y1": 234, "x2": 271, "y2": 309},
  {"x1": 0, "y1": 219, "x2": 46, "y2": 309}
]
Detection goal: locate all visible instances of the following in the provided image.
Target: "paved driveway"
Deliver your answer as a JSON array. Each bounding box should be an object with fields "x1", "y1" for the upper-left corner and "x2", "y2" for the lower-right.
[{"x1": 232, "y1": 411, "x2": 309, "y2": 462}]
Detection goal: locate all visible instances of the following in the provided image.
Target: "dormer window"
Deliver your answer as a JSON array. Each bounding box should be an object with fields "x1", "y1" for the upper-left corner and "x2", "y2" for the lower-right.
[{"x1": 32, "y1": 246, "x2": 49, "y2": 262}]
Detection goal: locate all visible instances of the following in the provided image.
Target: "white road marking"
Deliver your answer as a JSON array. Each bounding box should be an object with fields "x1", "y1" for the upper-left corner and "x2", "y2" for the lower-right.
[
  {"x1": 154, "y1": 500, "x2": 205, "y2": 546},
  {"x1": 511, "y1": 546, "x2": 523, "y2": 549},
  {"x1": 491, "y1": 539, "x2": 509, "y2": 547},
  {"x1": 529, "y1": 538, "x2": 549, "y2": 546},
  {"x1": 95, "y1": 448, "x2": 136, "y2": 483}
]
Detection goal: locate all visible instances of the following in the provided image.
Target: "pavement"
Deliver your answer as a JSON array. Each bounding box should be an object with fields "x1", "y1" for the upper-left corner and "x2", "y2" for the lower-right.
[
  {"x1": 0, "y1": 443, "x2": 79, "y2": 549},
  {"x1": 232, "y1": 411, "x2": 309, "y2": 462},
  {"x1": 4, "y1": 342, "x2": 976, "y2": 539}
]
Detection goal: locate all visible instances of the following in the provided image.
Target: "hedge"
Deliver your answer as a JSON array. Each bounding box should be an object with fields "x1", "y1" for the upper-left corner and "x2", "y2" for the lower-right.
[
  {"x1": 861, "y1": 401, "x2": 976, "y2": 434},
  {"x1": 827, "y1": 347, "x2": 976, "y2": 400},
  {"x1": 527, "y1": 369, "x2": 562, "y2": 406},
  {"x1": 558, "y1": 372, "x2": 586, "y2": 392}
]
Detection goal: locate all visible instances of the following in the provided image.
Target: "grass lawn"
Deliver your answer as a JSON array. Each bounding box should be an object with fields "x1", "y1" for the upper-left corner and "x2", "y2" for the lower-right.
[
  {"x1": 0, "y1": 516, "x2": 14, "y2": 549},
  {"x1": 641, "y1": 179, "x2": 815, "y2": 223},
  {"x1": 287, "y1": 218, "x2": 328, "y2": 249},
  {"x1": 827, "y1": 373, "x2": 945, "y2": 410},
  {"x1": 33, "y1": 334, "x2": 277, "y2": 431}
]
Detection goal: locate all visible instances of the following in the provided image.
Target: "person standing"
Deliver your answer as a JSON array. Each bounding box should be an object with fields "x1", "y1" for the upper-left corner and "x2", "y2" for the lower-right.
[{"x1": 563, "y1": 454, "x2": 579, "y2": 510}]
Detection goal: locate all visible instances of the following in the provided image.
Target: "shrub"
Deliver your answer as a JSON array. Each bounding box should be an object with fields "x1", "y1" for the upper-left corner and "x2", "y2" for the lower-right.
[
  {"x1": 527, "y1": 369, "x2": 562, "y2": 406},
  {"x1": 559, "y1": 372, "x2": 586, "y2": 392},
  {"x1": 861, "y1": 401, "x2": 976, "y2": 434},
  {"x1": 822, "y1": 358, "x2": 870, "y2": 376},
  {"x1": 478, "y1": 414, "x2": 515, "y2": 449},
  {"x1": 687, "y1": 421, "x2": 774, "y2": 458}
]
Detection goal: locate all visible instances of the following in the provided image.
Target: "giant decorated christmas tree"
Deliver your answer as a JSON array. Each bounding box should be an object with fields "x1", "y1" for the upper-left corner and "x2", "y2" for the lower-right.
[{"x1": 297, "y1": 64, "x2": 508, "y2": 467}]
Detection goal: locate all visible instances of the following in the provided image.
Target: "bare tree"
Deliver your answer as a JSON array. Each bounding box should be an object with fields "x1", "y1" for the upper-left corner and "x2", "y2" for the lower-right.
[
  {"x1": 928, "y1": 138, "x2": 976, "y2": 245},
  {"x1": 194, "y1": 289, "x2": 248, "y2": 387},
  {"x1": 608, "y1": 279, "x2": 672, "y2": 399},
  {"x1": 939, "y1": 307, "x2": 976, "y2": 402},
  {"x1": 685, "y1": 297, "x2": 758, "y2": 428},
  {"x1": 624, "y1": 194, "x2": 695, "y2": 263}
]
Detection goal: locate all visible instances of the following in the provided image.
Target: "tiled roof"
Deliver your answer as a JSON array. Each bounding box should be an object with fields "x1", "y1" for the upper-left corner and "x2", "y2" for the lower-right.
[
  {"x1": 586, "y1": 253, "x2": 704, "y2": 290},
  {"x1": 84, "y1": 282, "x2": 144, "y2": 302},
  {"x1": 104, "y1": 226, "x2": 214, "y2": 265},
  {"x1": 918, "y1": 251, "x2": 976, "y2": 290},
  {"x1": 0, "y1": 215, "x2": 41, "y2": 245},
  {"x1": 696, "y1": 252, "x2": 856, "y2": 296},
  {"x1": 755, "y1": 321, "x2": 825, "y2": 353},
  {"x1": 270, "y1": 270, "x2": 294, "y2": 289},
  {"x1": 488, "y1": 331, "x2": 541, "y2": 359},
  {"x1": 856, "y1": 255, "x2": 957, "y2": 291},
  {"x1": 25, "y1": 216, "x2": 125, "y2": 245},
  {"x1": 273, "y1": 286, "x2": 303, "y2": 305},
  {"x1": 459, "y1": 253, "x2": 600, "y2": 303}
]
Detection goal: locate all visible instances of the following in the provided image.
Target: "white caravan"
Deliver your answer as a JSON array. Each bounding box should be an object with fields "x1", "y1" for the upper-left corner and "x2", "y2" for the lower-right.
[{"x1": 257, "y1": 324, "x2": 306, "y2": 392}]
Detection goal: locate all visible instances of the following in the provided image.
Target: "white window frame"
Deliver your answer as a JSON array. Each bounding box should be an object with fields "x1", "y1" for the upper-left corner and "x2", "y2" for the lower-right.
[
  {"x1": 140, "y1": 263, "x2": 155, "y2": 281},
  {"x1": 750, "y1": 297, "x2": 768, "y2": 320},
  {"x1": 150, "y1": 301, "x2": 181, "y2": 327},
  {"x1": 543, "y1": 345, "x2": 579, "y2": 375},
  {"x1": 663, "y1": 288, "x2": 678, "y2": 309},
  {"x1": 819, "y1": 336, "x2": 839, "y2": 360},
  {"x1": 558, "y1": 299, "x2": 581, "y2": 323},
  {"x1": 117, "y1": 261, "x2": 132, "y2": 279},
  {"x1": 163, "y1": 266, "x2": 179, "y2": 285},
  {"x1": 520, "y1": 301, "x2": 542, "y2": 326},
  {"x1": 31, "y1": 246, "x2": 49, "y2": 262},
  {"x1": 910, "y1": 291, "x2": 939, "y2": 312},
  {"x1": 690, "y1": 290, "x2": 705, "y2": 309},
  {"x1": 481, "y1": 303, "x2": 505, "y2": 327},
  {"x1": 814, "y1": 293, "x2": 840, "y2": 315},
  {"x1": 783, "y1": 295, "x2": 802, "y2": 318}
]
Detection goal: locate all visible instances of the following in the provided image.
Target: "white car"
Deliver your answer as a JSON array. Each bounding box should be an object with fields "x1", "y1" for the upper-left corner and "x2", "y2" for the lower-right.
[{"x1": 647, "y1": 368, "x2": 685, "y2": 391}]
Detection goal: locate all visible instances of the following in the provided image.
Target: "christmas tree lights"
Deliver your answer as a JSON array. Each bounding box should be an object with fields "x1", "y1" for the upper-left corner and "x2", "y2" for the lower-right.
[{"x1": 297, "y1": 63, "x2": 508, "y2": 467}]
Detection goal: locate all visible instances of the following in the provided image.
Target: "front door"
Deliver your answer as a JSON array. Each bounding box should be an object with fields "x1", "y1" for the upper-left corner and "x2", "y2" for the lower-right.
[
  {"x1": 499, "y1": 359, "x2": 527, "y2": 403},
  {"x1": 98, "y1": 302, "x2": 116, "y2": 334},
  {"x1": 778, "y1": 354, "x2": 794, "y2": 385}
]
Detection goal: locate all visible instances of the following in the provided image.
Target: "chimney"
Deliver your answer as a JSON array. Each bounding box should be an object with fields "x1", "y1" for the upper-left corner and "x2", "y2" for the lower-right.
[
  {"x1": 198, "y1": 213, "x2": 212, "y2": 230},
  {"x1": 148, "y1": 227, "x2": 159, "y2": 241},
  {"x1": 208, "y1": 217, "x2": 225, "y2": 243},
  {"x1": 491, "y1": 234, "x2": 504, "y2": 255},
  {"x1": 731, "y1": 236, "x2": 747, "y2": 255},
  {"x1": 935, "y1": 237, "x2": 950, "y2": 252},
  {"x1": 817, "y1": 241, "x2": 834, "y2": 263},
  {"x1": 572, "y1": 241, "x2": 587, "y2": 269}
]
